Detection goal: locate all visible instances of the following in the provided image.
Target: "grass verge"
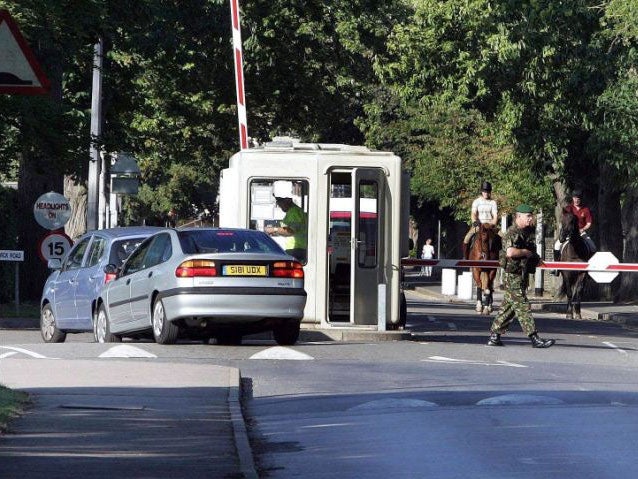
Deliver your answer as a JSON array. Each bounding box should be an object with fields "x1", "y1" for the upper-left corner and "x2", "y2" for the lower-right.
[{"x1": 0, "y1": 386, "x2": 29, "y2": 433}]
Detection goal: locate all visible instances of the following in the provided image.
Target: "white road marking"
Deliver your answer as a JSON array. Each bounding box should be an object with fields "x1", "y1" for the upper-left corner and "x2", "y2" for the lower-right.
[
  {"x1": 0, "y1": 346, "x2": 49, "y2": 359},
  {"x1": 0, "y1": 351, "x2": 18, "y2": 359},
  {"x1": 249, "y1": 346, "x2": 314, "y2": 360},
  {"x1": 99, "y1": 345, "x2": 157, "y2": 358},
  {"x1": 348, "y1": 398, "x2": 438, "y2": 411},
  {"x1": 477, "y1": 394, "x2": 564, "y2": 406},
  {"x1": 423, "y1": 356, "x2": 527, "y2": 368},
  {"x1": 603, "y1": 341, "x2": 628, "y2": 355}
]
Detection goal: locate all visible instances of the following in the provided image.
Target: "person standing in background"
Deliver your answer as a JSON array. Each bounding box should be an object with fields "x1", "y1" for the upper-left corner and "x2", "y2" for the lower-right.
[{"x1": 421, "y1": 238, "x2": 435, "y2": 277}]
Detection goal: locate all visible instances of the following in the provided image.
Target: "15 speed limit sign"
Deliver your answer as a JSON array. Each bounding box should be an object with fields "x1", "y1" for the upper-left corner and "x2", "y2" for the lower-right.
[{"x1": 38, "y1": 231, "x2": 73, "y2": 263}]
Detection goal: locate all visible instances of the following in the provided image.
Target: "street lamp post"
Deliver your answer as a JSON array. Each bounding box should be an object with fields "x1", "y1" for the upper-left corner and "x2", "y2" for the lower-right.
[{"x1": 87, "y1": 37, "x2": 103, "y2": 231}]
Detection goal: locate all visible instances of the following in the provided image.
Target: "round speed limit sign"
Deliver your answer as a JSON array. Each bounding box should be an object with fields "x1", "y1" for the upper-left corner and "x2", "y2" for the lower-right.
[{"x1": 38, "y1": 231, "x2": 73, "y2": 263}]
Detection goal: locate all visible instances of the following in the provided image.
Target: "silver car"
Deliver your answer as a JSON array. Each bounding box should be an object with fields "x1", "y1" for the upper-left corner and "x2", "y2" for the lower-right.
[
  {"x1": 40, "y1": 226, "x2": 164, "y2": 343},
  {"x1": 95, "y1": 227, "x2": 307, "y2": 345}
]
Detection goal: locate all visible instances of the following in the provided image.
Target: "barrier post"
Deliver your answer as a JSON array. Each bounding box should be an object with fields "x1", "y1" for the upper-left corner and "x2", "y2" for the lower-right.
[
  {"x1": 377, "y1": 284, "x2": 386, "y2": 331},
  {"x1": 441, "y1": 268, "x2": 456, "y2": 295},
  {"x1": 535, "y1": 210, "x2": 544, "y2": 296},
  {"x1": 457, "y1": 271, "x2": 473, "y2": 300},
  {"x1": 230, "y1": 0, "x2": 249, "y2": 150}
]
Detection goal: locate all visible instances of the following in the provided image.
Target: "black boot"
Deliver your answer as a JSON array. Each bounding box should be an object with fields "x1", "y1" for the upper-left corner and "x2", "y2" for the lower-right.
[
  {"x1": 530, "y1": 333, "x2": 555, "y2": 348},
  {"x1": 487, "y1": 332, "x2": 503, "y2": 346}
]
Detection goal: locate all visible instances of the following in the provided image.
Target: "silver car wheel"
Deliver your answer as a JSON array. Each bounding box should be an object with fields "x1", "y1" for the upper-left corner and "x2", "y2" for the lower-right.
[
  {"x1": 152, "y1": 300, "x2": 165, "y2": 338},
  {"x1": 40, "y1": 304, "x2": 66, "y2": 343},
  {"x1": 96, "y1": 307, "x2": 108, "y2": 343},
  {"x1": 41, "y1": 307, "x2": 55, "y2": 341},
  {"x1": 152, "y1": 298, "x2": 179, "y2": 344}
]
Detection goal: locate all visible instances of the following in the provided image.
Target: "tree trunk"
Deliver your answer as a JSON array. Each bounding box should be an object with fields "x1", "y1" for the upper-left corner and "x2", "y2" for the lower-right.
[
  {"x1": 16, "y1": 36, "x2": 65, "y2": 302},
  {"x1": 598, "y1": 165, "x2": 623, "y2": 257},
  {"x1": 598, "y1": 163, "x2": 623, "y2": 301},
  {"x1": 64, "y1": 176, "x2": 87, "y2": 239},
  {"x1": 17, "y1": 156, "x2": 64, "y2": 301},
  {"x1": 617, "y1": 190, "x2": 638, "y2": 302}
]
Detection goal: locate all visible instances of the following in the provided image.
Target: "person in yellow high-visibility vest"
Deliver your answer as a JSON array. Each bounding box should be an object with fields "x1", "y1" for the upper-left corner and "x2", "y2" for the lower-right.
[{"x1": 266, "y1": 196, "x2": 308, "y2": 262}]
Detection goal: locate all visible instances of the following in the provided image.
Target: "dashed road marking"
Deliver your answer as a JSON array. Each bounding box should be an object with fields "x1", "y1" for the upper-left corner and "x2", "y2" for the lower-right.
[
  {"x1": 0, "y1": 346, "x2": 49, "y2": 359},
  {"x1": 423, "y1": 356, "x2": 527, "y2": 368},
  {"x1": 603, "y1": 341, "x2": 628, "y2": 355}
]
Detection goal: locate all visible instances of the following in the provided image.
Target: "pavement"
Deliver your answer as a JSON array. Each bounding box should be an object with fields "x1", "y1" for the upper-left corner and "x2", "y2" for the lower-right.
[
  {"x1": 0, "y1": 359, "x2": 258, "y2": 479},
  {"x1": 2, "y1": 279, "x2": 638, "y2": 478}
]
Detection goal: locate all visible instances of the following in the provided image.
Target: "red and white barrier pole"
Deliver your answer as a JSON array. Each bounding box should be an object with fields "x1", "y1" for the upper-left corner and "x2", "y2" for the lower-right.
[
  {"x1": 230, "y1": 0, "x2": 248, "y2": 150},
  {"x1": 400, "y1": 258, "x2": 638, "y2": 272}
]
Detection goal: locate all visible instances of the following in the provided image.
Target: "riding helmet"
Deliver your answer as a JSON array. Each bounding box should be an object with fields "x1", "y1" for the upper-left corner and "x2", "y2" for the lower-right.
[
  {"x1": 481, "y1": 181, "x2": 492, "y2": 192},
  {"x1": 571, "y1": 189, "x2": 583, "y2": 198}
]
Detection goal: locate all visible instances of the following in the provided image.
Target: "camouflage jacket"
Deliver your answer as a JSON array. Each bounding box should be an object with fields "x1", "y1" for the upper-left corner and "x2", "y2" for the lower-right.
[{"x1": 499, "y1": 225, "x2": 537, "y2": 275}]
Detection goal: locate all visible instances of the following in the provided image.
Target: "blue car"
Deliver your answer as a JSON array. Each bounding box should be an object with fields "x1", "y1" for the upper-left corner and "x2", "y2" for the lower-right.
[{"x1": 40, "y1": 226, "x2": 163, "y2": 343}]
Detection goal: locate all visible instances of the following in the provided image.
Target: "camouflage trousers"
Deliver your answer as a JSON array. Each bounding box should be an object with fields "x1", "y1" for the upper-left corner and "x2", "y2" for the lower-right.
[{"x1": 490, "y1": 273, "x2": 536, "y2": 337}]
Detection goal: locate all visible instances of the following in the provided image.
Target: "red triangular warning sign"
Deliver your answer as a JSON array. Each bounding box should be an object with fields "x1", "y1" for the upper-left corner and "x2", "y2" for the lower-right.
[{"x1": 0, "y1": 10, "x2": 50, "y2": 95}]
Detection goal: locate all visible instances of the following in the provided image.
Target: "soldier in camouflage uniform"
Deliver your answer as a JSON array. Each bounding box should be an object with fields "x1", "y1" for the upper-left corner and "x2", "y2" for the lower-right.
[{"x1": 488, "y1": 204, "x2": 555, "y2": 348}]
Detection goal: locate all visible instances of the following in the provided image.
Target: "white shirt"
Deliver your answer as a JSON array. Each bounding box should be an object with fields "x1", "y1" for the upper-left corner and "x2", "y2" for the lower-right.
[
  {"x1": 422, "y1": 244, "x2": 435, "y2": 259},
  {"x1": 471, "y1": 197, "x2": 497, "y2": 224}
]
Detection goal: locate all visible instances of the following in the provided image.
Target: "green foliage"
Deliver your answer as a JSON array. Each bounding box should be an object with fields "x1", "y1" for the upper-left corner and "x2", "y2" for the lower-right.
[
  {"x1": 362, "y1": 0, "x2": 618, "y2": 222},
  {"x1": 602, "y1": 0, "x2": 638, "y2": 43},
  {"x1": 1, "y1": 0, "x2": 637, "y2": 235},
  {"x1": 0, "y1": 385, "x2": 28, "y2": 433},
  {"x1": 242, "y1": 0, "x2": 407, "y2": 143},
  {"x1": 1, "y1": 0, "x2": 408, "y2": 223}
]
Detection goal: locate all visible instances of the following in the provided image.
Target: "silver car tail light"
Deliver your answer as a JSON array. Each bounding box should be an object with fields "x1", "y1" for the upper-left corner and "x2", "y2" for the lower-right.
[
  {"x1": 176, "y1": 259, "x2": 218, "y2": 277},
  {"x1": 271, "y1": 261, "x2": 304, "y2": 279}
]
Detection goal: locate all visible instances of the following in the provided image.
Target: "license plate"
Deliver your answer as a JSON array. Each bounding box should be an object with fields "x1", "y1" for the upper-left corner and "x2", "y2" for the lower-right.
[{"x1": 223, "y1": 265, "x2": 267, "y2": 276}]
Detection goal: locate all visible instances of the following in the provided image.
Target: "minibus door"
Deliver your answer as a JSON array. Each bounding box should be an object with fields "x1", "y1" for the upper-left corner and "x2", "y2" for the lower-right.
[{"x1": 351, "y1": 168, "x2": 385, "y2": 325}]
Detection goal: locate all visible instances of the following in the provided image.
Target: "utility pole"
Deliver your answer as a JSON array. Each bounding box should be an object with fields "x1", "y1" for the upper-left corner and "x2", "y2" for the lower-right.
[{"x1": 87, "y1": 38, "x2": 103, "y2": 231}]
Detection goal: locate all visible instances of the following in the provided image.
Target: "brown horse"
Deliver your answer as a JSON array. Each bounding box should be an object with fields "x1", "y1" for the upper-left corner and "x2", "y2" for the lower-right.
[
  {"x1": 559, "y1": 208, "x2": 593, "y2": 319},
  {"x1": 468, "y1": 223, "x2": 501, "y2": 314}
]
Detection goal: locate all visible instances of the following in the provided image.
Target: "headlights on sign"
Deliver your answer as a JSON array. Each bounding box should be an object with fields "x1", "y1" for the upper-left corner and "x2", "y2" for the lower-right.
[{"x1": 33, "y1": 191, "x2": 72, "y2": 230}]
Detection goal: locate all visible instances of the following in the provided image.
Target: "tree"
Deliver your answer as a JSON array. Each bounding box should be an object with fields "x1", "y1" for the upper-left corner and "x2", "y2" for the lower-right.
[{"x1": 596, "y1": 0, "x2": 638, "y2": 300}]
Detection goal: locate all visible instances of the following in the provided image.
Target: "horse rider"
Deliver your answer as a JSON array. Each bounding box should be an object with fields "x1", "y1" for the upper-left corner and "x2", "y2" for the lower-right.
[
  {"x1": 488, "y1": 204, "x2": 555, "y2": 348},
  {"x1": 551, "y1": 189, "x2": 596, "y2": 275},
  {"x1": 463, "y1": 181, "x2": 498, "y2": 259}
]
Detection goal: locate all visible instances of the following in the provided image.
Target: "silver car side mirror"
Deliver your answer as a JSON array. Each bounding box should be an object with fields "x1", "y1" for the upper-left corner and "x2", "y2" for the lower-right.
[{"x1": 47, "y1": 258, "x2": 62, "y2": 270}]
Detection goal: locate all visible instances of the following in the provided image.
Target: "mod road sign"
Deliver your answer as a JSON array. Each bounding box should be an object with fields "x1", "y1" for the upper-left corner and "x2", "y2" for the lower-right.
[
  {"x1": 38, "y1": 231, "x2": 72, "y2": 263},
  {"x1": 0, "y1": 250, "x2": 24, "y2": 261},
  {"x1": 0, "y1": 10, "x2": 50, "y2": 94}
]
